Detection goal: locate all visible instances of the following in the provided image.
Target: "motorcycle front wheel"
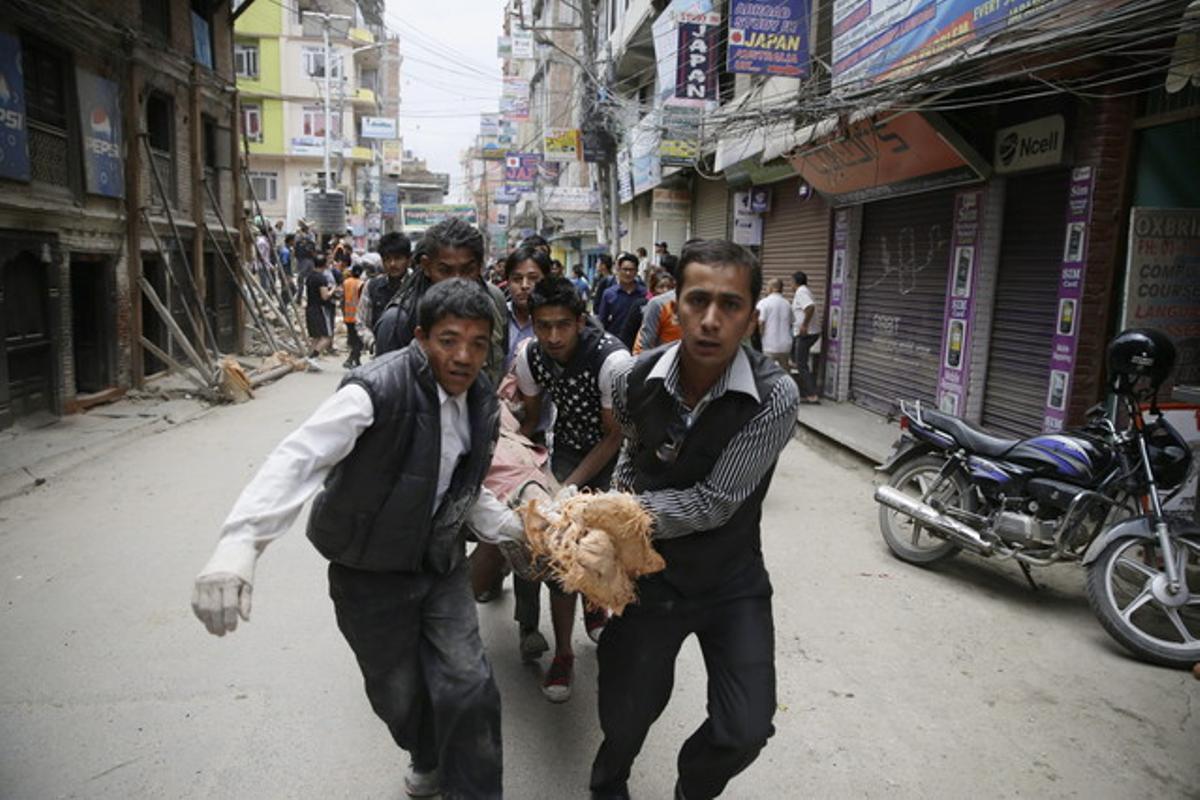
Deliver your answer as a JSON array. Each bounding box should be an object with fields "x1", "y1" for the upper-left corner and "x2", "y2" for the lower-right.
[
  {"x1": 1085, "y1": 533, "x2": 1200, "y2": 669},
  {"x1": 878, "y1": 455, "x2": 968, "y2": 565}
]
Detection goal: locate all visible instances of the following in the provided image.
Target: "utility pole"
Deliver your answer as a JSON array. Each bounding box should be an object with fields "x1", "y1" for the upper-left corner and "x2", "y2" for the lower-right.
[{"x1": 302, "y1": 10, "x2": 352, "y2": 194}]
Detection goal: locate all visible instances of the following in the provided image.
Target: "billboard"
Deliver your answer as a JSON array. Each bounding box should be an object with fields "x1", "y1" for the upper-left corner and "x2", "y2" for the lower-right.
[
  {"x1": 76, "y1": 69, "x2": 124, "y2": 198},
  {"x1": 401, "y1": 204, "x2": 478, "y2": 232},
  {"x1": 832, "y1": 0, "x2": 1069, "y2": 88},
  {"x1": 675, "y1": 15, "x2": 721, "y2": 103},
  {"x1": 727, "y1": 0, "x2": 810, "y2": 77},
  {"x1": 0, "y1": 32, "x2": 29, "y2": 182},
  {"x1": 544, "y1": 128, "x2": 582, "y2": 162},
  {"x1": 505, "y1": 152, "x2": 541, "y2": 187}
]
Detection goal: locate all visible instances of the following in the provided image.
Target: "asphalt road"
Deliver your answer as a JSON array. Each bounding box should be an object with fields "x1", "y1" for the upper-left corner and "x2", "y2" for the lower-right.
[{"x1": 0, "y1": 366, "x2": 1196, "y2": 799}]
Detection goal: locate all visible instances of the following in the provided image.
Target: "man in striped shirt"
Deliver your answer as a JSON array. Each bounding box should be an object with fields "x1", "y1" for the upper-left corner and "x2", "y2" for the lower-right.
[{"x1": 588, "y1": 239, "x2": 799, "y2": 800}]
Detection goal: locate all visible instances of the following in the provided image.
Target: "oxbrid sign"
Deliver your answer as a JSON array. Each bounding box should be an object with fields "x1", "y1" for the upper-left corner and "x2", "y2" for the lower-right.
[{"x1": 994, "y1": 114, "x2": 1066, "y2": 174}]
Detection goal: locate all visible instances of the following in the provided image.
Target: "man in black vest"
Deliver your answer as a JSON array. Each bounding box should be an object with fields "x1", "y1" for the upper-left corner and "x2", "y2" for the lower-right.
[
  {"x1": 374, "y1": 218, "x2": 509, "y2": 388},
  {"x1": 588, "y1": 240, "x2": 800, "y2": 800},
  {"x1": 514, "y1": 276, "x2": 631, "y2": 702},
  {"x1": 191, "y1": 279, "x2": 522, "y2": 800}
]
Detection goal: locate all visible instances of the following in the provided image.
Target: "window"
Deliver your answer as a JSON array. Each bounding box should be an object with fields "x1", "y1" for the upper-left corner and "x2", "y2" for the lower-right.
[
  {"x1": 141, "y1": 0, "x2": 170, "y2": 41},
  {"x1": 302, "y1": 106, "x2": 341, "y2": 138},
  {"x1": 22, "y1": 37, "x2": 74, "y2": 189},
  {"x1": 234, "y1": 42, "x2": 259, "y2": 79},
  {"x1": 241, "y1": 103, "x2": 263, "y2": 142},
  {"x1": 249, "y1": 171, "x2": 278, "y2": 203},
  {"x1": 146, "y1": 93, "x2": 176, "y2": 206},
  {"x1": 303, "y1": 47, "x2": 341, "y2": 78}
]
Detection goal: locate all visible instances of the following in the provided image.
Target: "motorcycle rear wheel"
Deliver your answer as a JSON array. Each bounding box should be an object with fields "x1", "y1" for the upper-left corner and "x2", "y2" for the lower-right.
[
  {"x1": 1085, "y1": 533, "x2": 1200, "y2": 669},
  {"x1": 878, "y1": 455, "x2": 968, "y2": 565}
]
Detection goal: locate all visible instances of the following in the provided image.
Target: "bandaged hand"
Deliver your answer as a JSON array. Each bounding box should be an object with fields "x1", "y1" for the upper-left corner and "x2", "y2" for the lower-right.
[{"x1": 192, "y1": 572, "x2": 253, "y2": 637}]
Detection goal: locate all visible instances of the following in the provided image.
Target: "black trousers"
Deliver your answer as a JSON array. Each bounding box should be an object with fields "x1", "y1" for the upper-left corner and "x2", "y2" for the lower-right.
[
  {"x1": 328, "y1": 561, "x2": 502, "y2": 800},
  {"x1": 791, "y1": 333, "x2": 820, "y2": 397},
  {"x1": 590, "y1": 566, "x2": 776, "y2": 800},
  {"x1": 346, "y1": 323, "x2": 363, "y2": 365}
]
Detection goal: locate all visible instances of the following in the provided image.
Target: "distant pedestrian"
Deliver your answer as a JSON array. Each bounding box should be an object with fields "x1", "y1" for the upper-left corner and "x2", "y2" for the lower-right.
[
  {"x1": 305, "y1": 256, "x2": 336, "y2": 357},
  {"x1": 595, "y1": 252, "x2": 647, "y2": 348},
  {"x1": 569, "y1": 263, "x2": 590, "y2": 304},
  {"x1": 756, "y1": 278, "x2": 793, "y2": 373},
  {"x1": 791, "y1": 270, "x2": 820, "y2": 403},
  {"x1": 361, "y1": 231, "x2": 412, "y2": 339},
  {"x1": 593, "y1": 253, "x2": 614, "y2": 310},
  {"x1": 293, "y1": 221, "x2": 318, "y2": 297},
  {"x1": 633, "y1": 254, "x2": 681, "y2": 354},
  {"x1": 342, "y1": 264, "x2": 365, "y2": 368}
]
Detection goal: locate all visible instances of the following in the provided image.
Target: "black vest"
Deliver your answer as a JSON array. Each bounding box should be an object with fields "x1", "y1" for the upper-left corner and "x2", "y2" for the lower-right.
[
  {"x1": 528, "y1": 323, "x2": 626, "y2": 453},
  {"x1": 306, "y1": 344, "x2": 499, "y2": 574},
  {"x1": 627, "y1": 346, "x2": 786, "y2": 597}
]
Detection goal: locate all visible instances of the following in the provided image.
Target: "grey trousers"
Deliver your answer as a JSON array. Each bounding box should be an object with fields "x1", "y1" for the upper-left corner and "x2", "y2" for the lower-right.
[{"x1": 328, "y1": 560, "x2": 502, "y2": 799}]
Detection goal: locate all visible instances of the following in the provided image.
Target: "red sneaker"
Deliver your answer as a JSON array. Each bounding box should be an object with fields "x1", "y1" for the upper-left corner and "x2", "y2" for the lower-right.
[
  {"x1": 584, "y1": 606, "x2": 609, "y2": 643},
  {"x1": 541, "y1": 654, "x2": 574, "y2": 703}
]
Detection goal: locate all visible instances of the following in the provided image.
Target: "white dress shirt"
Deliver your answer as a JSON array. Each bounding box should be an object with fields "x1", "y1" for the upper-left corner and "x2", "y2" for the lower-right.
[{"x1": 200, "y1": 382, "x2": 520, "y2": 583}]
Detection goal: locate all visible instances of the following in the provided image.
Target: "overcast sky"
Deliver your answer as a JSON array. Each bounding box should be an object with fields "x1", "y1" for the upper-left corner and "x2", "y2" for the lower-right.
[{"x1": 384, "y1": 0, "x2": 505, "y2": 201}]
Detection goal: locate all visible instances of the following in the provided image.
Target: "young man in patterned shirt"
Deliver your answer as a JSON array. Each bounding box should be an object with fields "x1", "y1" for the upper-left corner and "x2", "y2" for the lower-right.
[
  {"x1": 588, "y1": 239, "x2": 800, "y2": 800},
  {"x1": 514, "y1": 276, "x2": 631, "y2": 702}
]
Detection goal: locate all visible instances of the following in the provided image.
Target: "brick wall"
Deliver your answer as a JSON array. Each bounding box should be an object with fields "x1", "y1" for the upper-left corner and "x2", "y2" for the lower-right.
[{"x1": 1069, "y1": 90, "x2": 1136, "y2": 423}]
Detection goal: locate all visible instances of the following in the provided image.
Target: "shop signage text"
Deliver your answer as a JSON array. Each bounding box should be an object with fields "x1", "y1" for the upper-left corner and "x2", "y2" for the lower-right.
[
  {"x1": 675, "y1": 14, "x2": 721, "y2": 103},
  {"x1": 727, "y1": 0, "x2": 810, "y2": 77},
  {"x1": 77, "y1": 68, "x2": 124, "y2": 198},
  {"x1": 935, "y1": 189, "x2": 985, "y2": 415},
  {"x1": 994, "y1": 114, "x2": 1065, "y2": 174},
  {"x1": 361, "y1": 116, "x2": 398, "y2": 139},
  {"x1": 401, "y1": 204, "x2": 477, "y2": 232},
  {"x1": 1042, "y1": 166, "x2": 1095, "y2": 431},
  {"x1": 824, "y1": 209, "x2": 852, "y2": 398},
  {"x1": 0, "y1": 33, "x2": 30, "y2": 181}
]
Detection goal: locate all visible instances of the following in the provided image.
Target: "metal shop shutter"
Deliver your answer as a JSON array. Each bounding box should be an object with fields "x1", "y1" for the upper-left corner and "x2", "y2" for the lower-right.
[
  {"x1": 850, "y1": 189, "x2": 956, "y2": 414},
  {"x1": 692, "y1": 177, "x2": 730, "y2": 241},
  {"x1": 982, "y1": 169, "x2": 1070, "y2": 437},
  {"x1": 760, "y1": 178, "x2": 829, "y2": 329}
]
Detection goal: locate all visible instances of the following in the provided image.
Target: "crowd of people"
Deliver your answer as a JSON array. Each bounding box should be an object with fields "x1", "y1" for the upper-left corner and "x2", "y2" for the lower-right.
[{"x1": 193, "y1": 217, "x2": 814, "y2": 799}]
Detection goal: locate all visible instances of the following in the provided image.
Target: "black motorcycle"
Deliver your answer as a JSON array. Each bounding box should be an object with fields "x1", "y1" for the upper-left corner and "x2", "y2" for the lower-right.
[{"x1": 874, "y1": 329, "x2": 1199, "y2": 669}]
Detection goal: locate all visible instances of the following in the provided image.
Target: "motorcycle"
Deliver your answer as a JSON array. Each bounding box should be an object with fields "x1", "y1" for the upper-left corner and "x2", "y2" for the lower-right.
[{"x1": 873, "y1": 330, "x2": 1199, "y2": 669}]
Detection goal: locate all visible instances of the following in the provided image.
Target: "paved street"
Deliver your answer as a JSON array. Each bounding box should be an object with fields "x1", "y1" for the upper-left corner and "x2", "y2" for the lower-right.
[{"x1": 1, "y1": 368, "x2": 1197, "y2": 799}]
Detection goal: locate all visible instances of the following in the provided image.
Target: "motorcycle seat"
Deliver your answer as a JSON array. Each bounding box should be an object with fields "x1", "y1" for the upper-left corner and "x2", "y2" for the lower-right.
[{"x1": 922, "y1": 410, "x2": 1019, "y2": 458}]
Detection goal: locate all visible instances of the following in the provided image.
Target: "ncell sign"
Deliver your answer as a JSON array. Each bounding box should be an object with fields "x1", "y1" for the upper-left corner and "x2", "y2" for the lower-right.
[{"x1": 994, "y1": 114, "x2": 1066, "y2": 174}]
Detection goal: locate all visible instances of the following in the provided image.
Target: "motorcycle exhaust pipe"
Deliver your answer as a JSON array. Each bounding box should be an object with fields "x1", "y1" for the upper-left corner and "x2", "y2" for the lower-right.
[{"x1": 874, "y1": 485, "x2": 994, "y2": 555}]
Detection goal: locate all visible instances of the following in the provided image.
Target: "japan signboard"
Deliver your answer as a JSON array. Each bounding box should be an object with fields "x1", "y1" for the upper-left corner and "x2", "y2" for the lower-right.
[
  {"x1": 504, "y1": 152, "x2": 541, "y2": 188},
  {"x1": 675, "y1": 12, "x2": 721, "y2": 103},
  {"x1": 727, "y1": 0, "x2": 810, "y2": 77}
]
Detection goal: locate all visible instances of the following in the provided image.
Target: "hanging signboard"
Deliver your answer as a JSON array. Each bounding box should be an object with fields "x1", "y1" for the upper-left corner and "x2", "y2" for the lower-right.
[
  {"x1": 544, "y1": 127, "x2": 582, "y2": 162},
  {"x1": 501, "y1": 77, "x2": 530, "y2": 121},
  {"x1": 192, "y1": 12, "x2": 213, "y2": 68},
  {"x1": 727, "y1": 0, "x2": 810, "y2": 77},
  {"x1": 480, "y1": 114, "x2": 499, "y2": 136},
  {"x1": 1123, "y1": 207, "x2": 1200, "y2": 388},
  {"x1": 380, "y1": 190, "x2": 398, "y2": 215},
  {"x1": 0, "y1": 33, "x2": 30, "y2": 182},
  {"x1": 675, "y1": 13, "x2": 721, "y2": 104},
  {"x1": 617, "y1": 148, "x2": 634, "y2": 204},
  {"x1": 654, "y1": 0, "x2": 720, "y2": 108},
  {"x1": 480, "y1": 136, "x2": 505, "y2": 159},
  {"x1": 401, "y1": 203, "x2": 478, "y2": 233},
  {"x1": 76, "y1": 68, "x2": 124, "y2": 198},
  {"x1": 361, "y1": 116, "x2": 398, "y2": 139},
  {"x1": 581, "y1": 126, "x2": 615, "y2": 163},
  {"x1": 537, "y1": 160, "x2": 561, "y2": 185},
  {"x1": 652, "y1": 188, "x2": 691, "y2": 219},
  {"x1": 382, "y1": 139, "x2": 403, "y2": 174},
  {"x1": 1042, "y1": 166, "x2": 1096, "y2": 432},
  {"x1": 494, "y1": 184, "x2": 522, "y2": 205},
  {"x1": 511, "y1": 29, "x2": 535, "y2": 59},
  {"x1": 505, "y1": 152, "x2": 541, "y2": 188},
  {"x1": 831, "y1": 0, "x2": 1072, "y2": 88},
  {"x1": 542, "y1": 186, "x2": 601, "y2": 213},
  {"x1": 660, "y1": 106, "x2": 701, "y2": 166},
  {"x1": 630, "y1": 115, "x2": 662, "y2": 197},
  {"x1": 749, "y1": 186, "x2": 771, "y2": 213},
  {"x1": 497, "y1": 36, "x2": 512, "y2": 58}
]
